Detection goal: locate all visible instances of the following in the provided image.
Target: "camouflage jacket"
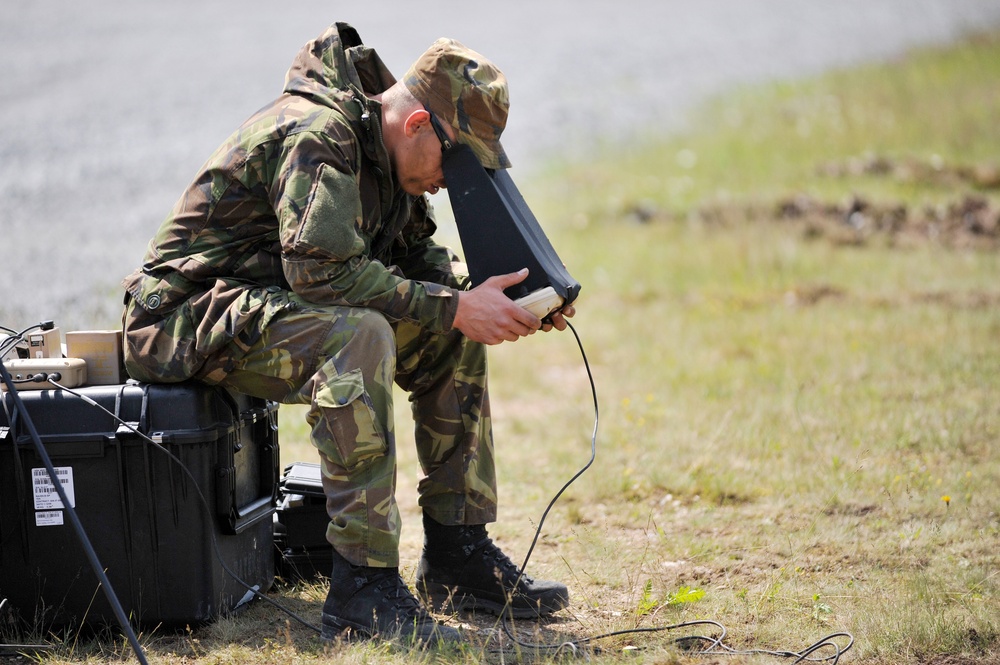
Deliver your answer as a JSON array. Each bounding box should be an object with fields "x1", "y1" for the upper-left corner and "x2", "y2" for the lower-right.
[{"x1": 122, "y1": 23, "x2": 465, "y2": 339}]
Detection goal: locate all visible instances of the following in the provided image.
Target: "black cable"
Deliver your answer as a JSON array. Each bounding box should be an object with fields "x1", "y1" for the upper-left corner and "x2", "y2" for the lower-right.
[
  {"x1": 697, "y1": 631, "x2": 855, "y2": 663},
  {"x1": 492, "y1": 318, "x2": 599, "y2": 650},
  {"x1": 0, "y1": 325, "x2": 36, "y2": 358},
  {"x1": 0, "y1": 319, "x2": 56, "y2": 348},
  {"x1": 499, "y1": 618, "x2": 853, "y2": 663},
  {"x1": 489, "y1": 321, "x2": 854, "y2": 663},
  {"x1": 499, "y1": 618, "x2": 728, "y2": 657},
  {"x1": 0, "y1": 321, "x2": 55, "y2": 359},
  {"x1": 0, "y1": 600, "x2": 51, "y2": 654},
  {"x1": 7, "y1": 374, "x2": 50, "y2": 385},
  {"x1": 44, "y1": 378, "x2": 323, "y2": 635},
  {"x1": 0, "y1": 363, "x2": 150, "y2": 665},
  {"x1": 513, "y1": 320, "x2": 598, "y2": 582}
]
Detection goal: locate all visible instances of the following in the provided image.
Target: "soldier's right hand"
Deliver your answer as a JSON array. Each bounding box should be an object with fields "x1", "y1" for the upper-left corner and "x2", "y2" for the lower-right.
[{"x1": 452, "y1": 268, "x2": 539, "y2": 345}]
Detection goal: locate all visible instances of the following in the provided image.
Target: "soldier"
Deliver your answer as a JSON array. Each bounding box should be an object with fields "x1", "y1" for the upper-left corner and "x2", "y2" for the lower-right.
[{"x1": 121, "y1": 22, "x2": 574, "y2": 646}]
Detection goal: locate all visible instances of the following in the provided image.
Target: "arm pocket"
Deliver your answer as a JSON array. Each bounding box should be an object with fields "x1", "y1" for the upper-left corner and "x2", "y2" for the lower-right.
[
  {"x1": 294, "y1": 163, "x2": 366, "y2": 261},
  {"x1": 313, "y1": 367, "x2": 388, "y2": 469}
]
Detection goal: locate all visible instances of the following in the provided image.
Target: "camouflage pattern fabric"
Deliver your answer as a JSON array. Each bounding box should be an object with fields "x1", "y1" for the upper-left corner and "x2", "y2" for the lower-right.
[
  {"x1": 139, "y1": 289, "x2": 495, "y2": 567},
  {"x1": 122, "y1": 22, "x2": 465, "y2": 339},
  {"x1": 121, "y1": 22, "x2": 497, "y2": 566},
  {"x1": 402, "y1": 38, "x2": 511, "y2": 170}
]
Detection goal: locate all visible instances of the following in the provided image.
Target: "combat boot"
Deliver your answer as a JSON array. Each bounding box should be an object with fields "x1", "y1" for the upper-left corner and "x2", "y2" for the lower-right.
[
  {"x1": 416, "y1": 513, "x2": 569, "y2": 618},
  {"x1": 321, "y1": 548, "x2": 461, "y2": 647}
]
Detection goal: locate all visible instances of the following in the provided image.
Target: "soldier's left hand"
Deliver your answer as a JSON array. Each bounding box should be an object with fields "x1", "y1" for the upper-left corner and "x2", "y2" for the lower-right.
[{"x1": 541, "y1": 304, "x2": 575, "y2": 332}]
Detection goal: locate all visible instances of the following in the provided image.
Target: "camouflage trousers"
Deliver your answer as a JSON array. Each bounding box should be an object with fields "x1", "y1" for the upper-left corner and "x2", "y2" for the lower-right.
[{"x1": 123, "y1": 287, "x2": 496, "y2": 567}]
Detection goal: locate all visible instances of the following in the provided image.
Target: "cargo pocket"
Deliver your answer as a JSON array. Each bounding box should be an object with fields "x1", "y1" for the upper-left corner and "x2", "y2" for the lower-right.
[
  {"x1": 122, "y1": 295, "x2": 203, "y2": 383},
  {"x1": 314, "y1": 368, "x2": 387, "y2": 469}
]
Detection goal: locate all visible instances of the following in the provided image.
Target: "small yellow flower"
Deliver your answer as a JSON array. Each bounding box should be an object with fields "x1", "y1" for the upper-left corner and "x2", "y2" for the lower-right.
[{"x1": 941, "y1": 495, "x2": 951, "y2": 506}]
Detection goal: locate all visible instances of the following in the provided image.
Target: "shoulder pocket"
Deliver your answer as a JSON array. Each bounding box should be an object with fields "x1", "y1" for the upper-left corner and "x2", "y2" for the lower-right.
[{"x1": 295, "y1": 163, "x2": 366, "y2": 261}]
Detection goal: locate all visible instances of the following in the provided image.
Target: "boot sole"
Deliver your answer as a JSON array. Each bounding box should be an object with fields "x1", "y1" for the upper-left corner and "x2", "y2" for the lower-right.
[
  {"x1": 418, "y1": 581, "x2": 569, "y2": 619},
  {"x1": 320, "y1": 612, "x2": 461, "y2": 647},
  {"x1": 320, "y1": 613, "x2": 372, "y2": 642}
]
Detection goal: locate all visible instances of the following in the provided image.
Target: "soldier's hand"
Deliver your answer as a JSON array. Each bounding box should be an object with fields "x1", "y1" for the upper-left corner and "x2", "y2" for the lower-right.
[
  {"x1": 453, "y1": 268, "x2": 540, "y2": 344},
  {"x1": 541, "y1": 303, "x2": 575, "y2": 332}
]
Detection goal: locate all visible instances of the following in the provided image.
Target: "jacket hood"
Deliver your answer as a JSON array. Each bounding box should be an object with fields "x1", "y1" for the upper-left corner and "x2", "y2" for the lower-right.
[{"x1": 283, "y1": 22, "x2": 396, "y2": 108}]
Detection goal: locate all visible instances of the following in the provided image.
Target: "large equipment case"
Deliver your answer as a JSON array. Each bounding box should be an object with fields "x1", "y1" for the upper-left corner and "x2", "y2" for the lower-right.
[{"x1": 0, "y1": 381, "x2": 279, "y2": 631}]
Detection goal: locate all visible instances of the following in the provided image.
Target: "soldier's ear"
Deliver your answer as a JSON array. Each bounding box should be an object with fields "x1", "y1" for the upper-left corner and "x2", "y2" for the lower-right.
[{"x1": 402, "y1": 109, "x2": 431, "y2": 138}]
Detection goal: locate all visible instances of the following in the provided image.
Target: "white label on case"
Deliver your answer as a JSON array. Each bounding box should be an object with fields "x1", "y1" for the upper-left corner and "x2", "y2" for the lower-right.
[
  {"x1": 32, "y1": 467, "x2": 76, "y2": 510},
  {"x1": 35, "y1": 511, "x2": 65, "y2": 526}
]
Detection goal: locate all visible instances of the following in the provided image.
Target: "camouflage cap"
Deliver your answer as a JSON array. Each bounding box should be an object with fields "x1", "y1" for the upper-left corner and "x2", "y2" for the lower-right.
[{"x1": 403, "y1": 38, "x2": 511, "y2": 170}]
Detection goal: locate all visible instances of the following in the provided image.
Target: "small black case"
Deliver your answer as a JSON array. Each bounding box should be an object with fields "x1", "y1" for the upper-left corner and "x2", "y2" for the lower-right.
[{"x1": 273, "y1": 461, "x2": 332, "y2": 582}]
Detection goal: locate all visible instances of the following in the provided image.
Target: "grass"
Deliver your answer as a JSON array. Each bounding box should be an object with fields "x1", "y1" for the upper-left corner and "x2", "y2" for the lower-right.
[
  {"x1": 549, "y1": 30, "x2": 1000, "y2": 216},
  {"x1": 5, "y1": 30, "x2": 1000, "y2": 665}
]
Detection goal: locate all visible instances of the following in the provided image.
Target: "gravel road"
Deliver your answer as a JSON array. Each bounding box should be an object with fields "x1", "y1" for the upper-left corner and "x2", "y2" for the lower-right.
[{"x1": 3, "y1": 1, "x2": 999, "y2": 330}]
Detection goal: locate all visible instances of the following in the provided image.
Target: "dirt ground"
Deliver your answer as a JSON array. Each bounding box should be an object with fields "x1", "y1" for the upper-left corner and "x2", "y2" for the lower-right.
[{"x1": 612, "y1": 150, "x2": 1000, "y2": 250}]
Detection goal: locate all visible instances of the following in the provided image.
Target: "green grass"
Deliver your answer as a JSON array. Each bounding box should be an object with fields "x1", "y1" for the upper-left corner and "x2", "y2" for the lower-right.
[
  {"x1": 9, "y1": 29, "x2": 1000, "y2": 665},
  {"x1": 542, "y1": 31, "x2": 1000, "y2": 219}
]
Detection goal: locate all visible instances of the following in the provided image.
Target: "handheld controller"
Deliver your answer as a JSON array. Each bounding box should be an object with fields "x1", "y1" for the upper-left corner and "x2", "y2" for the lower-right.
[{"x1": 515, "y1": 286, "x2": 565, "y2": 320}]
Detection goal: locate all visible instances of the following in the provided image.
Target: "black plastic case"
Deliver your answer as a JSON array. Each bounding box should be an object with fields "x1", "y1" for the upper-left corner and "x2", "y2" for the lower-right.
[
  {"x1": 0, "y1": 381, "x2": 279, "y2": 630},
  {"x1": 273, "y1": 461, "x2": 332, "y2": 582}
]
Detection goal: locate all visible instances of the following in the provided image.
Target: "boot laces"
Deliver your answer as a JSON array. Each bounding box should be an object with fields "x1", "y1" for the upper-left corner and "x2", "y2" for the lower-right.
[
  {"x1": 478, "y1": 537, "x2": 534, "y2": 588},
  {"x1": 373, "y1": 573, "x2": 431, "y2": 621}
]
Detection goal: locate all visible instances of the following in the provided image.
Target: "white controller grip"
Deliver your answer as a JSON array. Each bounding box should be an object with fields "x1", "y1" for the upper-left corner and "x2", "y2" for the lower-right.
[{"x1": 514, "y1": 286, "x2": 565, "y2": 319}]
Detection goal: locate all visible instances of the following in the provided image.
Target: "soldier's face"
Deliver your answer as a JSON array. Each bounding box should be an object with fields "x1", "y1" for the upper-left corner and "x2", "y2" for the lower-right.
[
  {"x1": 398, "y1": 134, "x2": 446, "y2": 196},
  {"x1": 395, "y1": 109, "x2": 457, "y2": 197}
]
